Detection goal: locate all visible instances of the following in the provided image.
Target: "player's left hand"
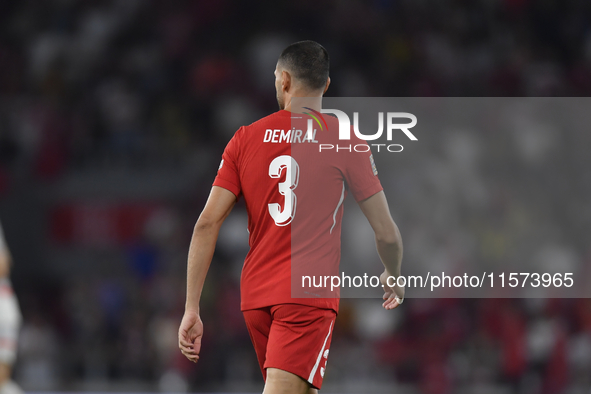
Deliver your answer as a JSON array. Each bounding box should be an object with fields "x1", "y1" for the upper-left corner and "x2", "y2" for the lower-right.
[
  {"x1": 178, "y1": 309, "x2": 203, "y2": 363},
  {"x1": 380, "y1": 270, "x2": 405, "y2": 310}
]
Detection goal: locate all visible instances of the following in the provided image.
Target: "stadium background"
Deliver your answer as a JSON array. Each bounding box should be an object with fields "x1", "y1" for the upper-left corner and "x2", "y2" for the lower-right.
[{"x1": 1, "y1": 0, "x2": 590, "y2": 393}]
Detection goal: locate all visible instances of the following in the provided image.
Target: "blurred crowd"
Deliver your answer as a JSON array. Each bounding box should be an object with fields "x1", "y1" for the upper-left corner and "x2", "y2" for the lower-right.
[{"x1": 1, "y1": 0, "x2": 591, "y2": 393}]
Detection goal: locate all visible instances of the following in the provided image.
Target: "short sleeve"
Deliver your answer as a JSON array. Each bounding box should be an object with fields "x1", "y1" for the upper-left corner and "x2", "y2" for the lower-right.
[
  {"x1": 343, "y1": 142, "x2": 383, "y2": 202},
  {"x1": 213, "y1": 128, "x2": 243, "y2": 197}
]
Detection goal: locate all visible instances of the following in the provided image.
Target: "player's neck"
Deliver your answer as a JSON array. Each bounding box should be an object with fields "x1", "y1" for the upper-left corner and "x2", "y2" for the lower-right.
[{"x1": 284, "y1": 95, "x2": 323, "y2": 114}]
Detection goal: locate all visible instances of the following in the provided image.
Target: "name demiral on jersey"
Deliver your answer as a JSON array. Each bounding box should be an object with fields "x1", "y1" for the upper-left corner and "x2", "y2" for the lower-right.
[{"x1": 263, "y1": 127, "x2": 318, "y2": 144}]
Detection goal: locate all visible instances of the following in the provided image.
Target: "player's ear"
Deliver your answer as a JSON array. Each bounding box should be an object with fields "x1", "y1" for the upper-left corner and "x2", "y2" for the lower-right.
[
  {"x1": 323, "y1": 77, "x2": 331, "y2": 94},
  {"x1": 282, "y1": 70, "x2": 291, "y2": 92}
]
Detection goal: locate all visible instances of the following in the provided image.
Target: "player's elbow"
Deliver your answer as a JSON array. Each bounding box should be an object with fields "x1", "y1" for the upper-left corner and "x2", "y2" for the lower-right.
[
  {"x1": 194, "y1": 214, "x2": 221, "y2": 233},
  {"x1": 375, "y1": 221, "x2": 401, "y2": 247},
  {"x1": 376, "y1": 232, "x2": 400, "y2": 248}
]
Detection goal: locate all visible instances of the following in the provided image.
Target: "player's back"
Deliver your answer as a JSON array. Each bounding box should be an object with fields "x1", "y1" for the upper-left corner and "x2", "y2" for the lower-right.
[{"x1": 214, "y1": 109, "x2": 382, "y2": 312}]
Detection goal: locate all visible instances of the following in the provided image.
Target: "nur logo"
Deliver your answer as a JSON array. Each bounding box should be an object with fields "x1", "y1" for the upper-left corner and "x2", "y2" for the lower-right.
[{"x1": 301, "y1": 108, "x2": 418, "y2": 153}]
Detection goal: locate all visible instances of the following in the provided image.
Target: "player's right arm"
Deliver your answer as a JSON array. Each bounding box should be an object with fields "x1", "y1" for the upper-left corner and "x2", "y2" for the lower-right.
[
  {"x1": 0, "y1": 250, "x2": 8, "y2": 278},
  {"x1": 0, "y1": 223, "x2": 11, "y2": 278},
  {"x1": 179, "y1": 186, "x2": 236, "y2": 363},
  {"x1": 358, "y1": 191, "x2": 405, "y2": 310}
]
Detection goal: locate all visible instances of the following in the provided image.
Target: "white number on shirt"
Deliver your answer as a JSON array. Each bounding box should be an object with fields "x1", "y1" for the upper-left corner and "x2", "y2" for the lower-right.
[{"x1": 268, "y1": 155, "x2": 300, "y2": 226}]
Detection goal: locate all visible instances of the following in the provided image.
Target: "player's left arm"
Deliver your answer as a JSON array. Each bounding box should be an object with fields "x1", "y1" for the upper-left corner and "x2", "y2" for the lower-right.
[{"x1": 179, "y1": 186, "x2": 236, "y2": 363}]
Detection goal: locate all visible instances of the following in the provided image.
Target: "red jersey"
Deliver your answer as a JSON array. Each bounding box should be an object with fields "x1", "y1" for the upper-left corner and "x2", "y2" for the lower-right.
[{"x1": 213, "y1": 109, "x2": 382, "y2": 312}]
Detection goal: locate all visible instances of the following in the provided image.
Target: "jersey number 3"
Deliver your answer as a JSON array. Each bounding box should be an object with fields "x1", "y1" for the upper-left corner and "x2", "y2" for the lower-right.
[{"x1": 268, "y1": 155, "x2": 300, "y2": 226}]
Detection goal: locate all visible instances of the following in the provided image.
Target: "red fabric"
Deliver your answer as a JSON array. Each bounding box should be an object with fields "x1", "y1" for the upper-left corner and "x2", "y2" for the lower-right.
[
  {"x1": 214, "y1": 110, "x2": 382, "y2": 312},
  {"x1": 243, "y1": 304, "x2": 336, "y2": 389}
]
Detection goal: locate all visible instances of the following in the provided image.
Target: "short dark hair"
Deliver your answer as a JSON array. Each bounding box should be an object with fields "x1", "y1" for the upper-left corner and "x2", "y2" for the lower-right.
[{"x1": 278, "y1": 40, "x2": 329, "y2": 91}]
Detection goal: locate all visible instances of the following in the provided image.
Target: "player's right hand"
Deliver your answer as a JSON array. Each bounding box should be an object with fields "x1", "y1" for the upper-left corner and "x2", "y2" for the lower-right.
[
  {"x1": 178, "y1": 309, "x2": 203, "y2": 363},
  {"x1": 380, "y1": 270, "x2": 405, "y2": 310}
]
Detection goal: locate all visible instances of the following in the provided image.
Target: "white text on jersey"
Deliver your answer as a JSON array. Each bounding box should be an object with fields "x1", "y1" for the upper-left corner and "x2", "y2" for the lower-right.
[{"x1": 263, "y1": 128, "x2": 318, "y2": 144}]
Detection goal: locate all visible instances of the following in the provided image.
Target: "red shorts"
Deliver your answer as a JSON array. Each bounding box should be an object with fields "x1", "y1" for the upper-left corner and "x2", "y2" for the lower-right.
[{"x1": 243, "y1": 304, "x2": 336, "y2": 389}]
